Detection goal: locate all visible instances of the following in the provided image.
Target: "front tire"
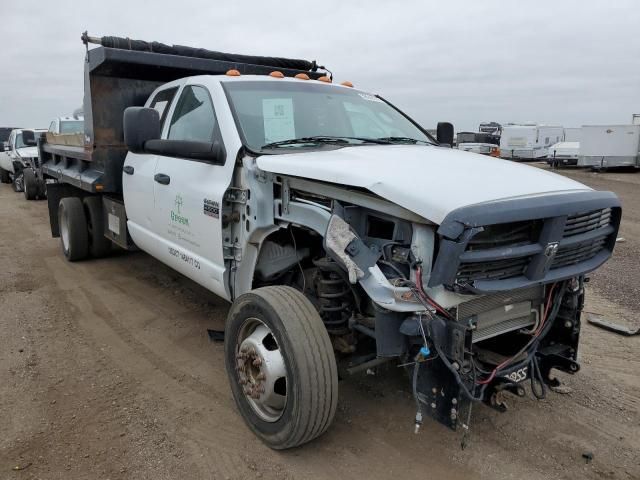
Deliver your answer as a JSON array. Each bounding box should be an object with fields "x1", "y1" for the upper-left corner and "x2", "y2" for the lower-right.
[
  {"x1": 58, "y1": 197, "x2": 89, "y2": 261},
  {"x1": 225, "y1": 286, "x2": 338, "y2": 449},
  {"x1": 23, "y1": 168, "x2": 38, "y2": 200}
]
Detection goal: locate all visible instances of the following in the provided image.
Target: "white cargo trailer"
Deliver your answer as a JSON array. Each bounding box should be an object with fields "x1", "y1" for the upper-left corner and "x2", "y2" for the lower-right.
[
  {"x1": 500, "y1": 124, "x2": 564, "y2": 160},
  {"x1": 578, "y1": 125, "x2": 640, "y2": 169},
  {"x1": 564, "y1": 127, "x2": 581, "y2": 142}
]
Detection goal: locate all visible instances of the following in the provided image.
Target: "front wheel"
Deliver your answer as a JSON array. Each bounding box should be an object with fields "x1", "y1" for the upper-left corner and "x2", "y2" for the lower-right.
[{"x1": 225, "y1": 286, "x2": 338, "y2": 449}]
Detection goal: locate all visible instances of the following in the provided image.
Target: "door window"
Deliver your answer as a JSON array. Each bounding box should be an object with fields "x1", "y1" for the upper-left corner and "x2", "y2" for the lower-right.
[
  {"x1": 149, "y1": 87, "x2": 178, "y2": 129},
  {"x1": 168, "y1": 86, "x2": 217, "y2": 142}
]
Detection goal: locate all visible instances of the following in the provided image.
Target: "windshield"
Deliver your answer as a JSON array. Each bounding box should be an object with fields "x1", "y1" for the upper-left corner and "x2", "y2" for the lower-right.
[
  {"x1": 223, "y1": 81, "x2": 434, "y2": 151},
  {"x1": 60, "y1": 120, "x2": 83, "y2": 134}
]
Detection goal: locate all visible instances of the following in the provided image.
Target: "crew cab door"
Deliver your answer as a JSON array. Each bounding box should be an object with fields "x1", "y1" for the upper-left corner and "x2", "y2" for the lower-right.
[
  {"x1": 151, "y1": 84, "x2": 230, "y2": 298},
  {"x1": 123, "y1": 86, "x2": 179, "y2": 240}
]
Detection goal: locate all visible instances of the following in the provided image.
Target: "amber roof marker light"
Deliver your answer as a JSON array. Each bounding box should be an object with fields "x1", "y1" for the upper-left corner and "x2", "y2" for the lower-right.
[
  {"x1": 225, "y1": 69, "x2": 241, "y2": 76},
  {"x1": 340, "y1": 81, "x2": 354, "y2": 88},
  {"x1": 269, "y1": 71, "x2": 285, "y2": 78}
]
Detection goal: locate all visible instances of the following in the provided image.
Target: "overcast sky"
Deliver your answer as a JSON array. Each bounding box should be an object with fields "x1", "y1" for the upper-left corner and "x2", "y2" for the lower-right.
[{"x1": 1, "y1": 1, "x2": 639, "y2": 132}]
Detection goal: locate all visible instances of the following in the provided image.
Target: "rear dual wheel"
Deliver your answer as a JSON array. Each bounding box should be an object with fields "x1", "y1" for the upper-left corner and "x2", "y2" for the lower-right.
[
  {"x1": 0, "y1": 168, "x2": 10, "y2": 184},
  {"x1": 225, "y1": 286, "x2": 338, "y2": 450},
  {"x1": 58, "y1": 196, "x2": 111, "y2": 261},
  {"x1": 23, "y1": 169, "x2": 38, "y2": 200}
]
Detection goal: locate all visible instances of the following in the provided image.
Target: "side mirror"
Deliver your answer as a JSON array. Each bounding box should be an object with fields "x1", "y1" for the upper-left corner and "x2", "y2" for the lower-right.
[
  {"x1": 124, "y1": 107, "x2": 161, "y2": 154},
  {"x1": 144, "y1": 139, "x2": 225, "y2": 164},
  {"x1": 436, "y1": 122, "x2": 454, "y2": 146},
  {"x1": 2, "y1": 141, "x2": 8, "y2": 151},
  {"x1": 22, "y1": 130, "x2": 37, "y2": 147}
]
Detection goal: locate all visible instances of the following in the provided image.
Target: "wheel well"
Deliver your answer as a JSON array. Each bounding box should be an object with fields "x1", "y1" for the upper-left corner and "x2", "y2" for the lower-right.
[{"x1": 252, "y1": 225, "x2": 323, "y2": 290}]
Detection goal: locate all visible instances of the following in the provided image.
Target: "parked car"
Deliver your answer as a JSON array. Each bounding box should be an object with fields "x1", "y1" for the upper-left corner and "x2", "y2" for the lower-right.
[{"x1": 36, "y1": 33, "x2": 621, "y2": 449}]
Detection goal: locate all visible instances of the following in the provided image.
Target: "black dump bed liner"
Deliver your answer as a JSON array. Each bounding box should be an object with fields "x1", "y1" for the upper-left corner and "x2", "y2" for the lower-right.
[{"x1": 39, "y1": 33, "x2": 324, "y2": 194}]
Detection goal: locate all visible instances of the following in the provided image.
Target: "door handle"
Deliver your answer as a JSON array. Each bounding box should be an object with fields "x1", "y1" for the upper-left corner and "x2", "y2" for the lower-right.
[
  {"x1": 123, "y1": 165, "x2": 134, "y2": 175},
  {"x1": 154, "y1": 173, "x2": 171, "y2": 185}
]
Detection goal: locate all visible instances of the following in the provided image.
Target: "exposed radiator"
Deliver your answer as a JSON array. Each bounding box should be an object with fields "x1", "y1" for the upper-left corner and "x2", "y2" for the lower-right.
[{"x1": 456, "y1": 285, "x2": 543, "y2": 343}]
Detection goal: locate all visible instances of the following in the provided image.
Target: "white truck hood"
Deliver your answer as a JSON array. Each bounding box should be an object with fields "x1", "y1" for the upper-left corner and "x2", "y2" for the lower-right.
[
  {"x1": 256, "y1": 145, "x2": 591, "y2": 224},
  {"x1": 15, "y1": 146, "x2": 38, "y2": 158}
]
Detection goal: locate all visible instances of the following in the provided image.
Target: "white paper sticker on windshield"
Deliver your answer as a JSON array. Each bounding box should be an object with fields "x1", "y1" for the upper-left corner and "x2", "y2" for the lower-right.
[
  {"x1": 358, "y1": 93, "x2": 383, "y2": 103},
  {"x1": 263, "y1": 98, "x2": 295, "y2": 143}
]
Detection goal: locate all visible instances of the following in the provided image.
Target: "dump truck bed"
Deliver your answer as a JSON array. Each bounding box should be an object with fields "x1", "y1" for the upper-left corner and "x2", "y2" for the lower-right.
[{"x1": 39, "y1": 34, "x2": 324, "y2": 194}]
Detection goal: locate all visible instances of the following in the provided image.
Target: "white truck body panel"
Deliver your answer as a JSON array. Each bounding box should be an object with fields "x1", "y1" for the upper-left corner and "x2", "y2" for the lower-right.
[
  {"x1": 632, "y1": 114, "x2": 640, "y2": 125},
  {"x1": 578, "y1": 125, "x2": 640, "y2": 168},
  {"x1": 256, "y1": 144, "x2": 590, "y2": 224}
]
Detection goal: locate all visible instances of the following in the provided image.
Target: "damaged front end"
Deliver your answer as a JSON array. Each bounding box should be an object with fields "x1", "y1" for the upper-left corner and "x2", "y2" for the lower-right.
[{"x1": 320, "y1": 190, "x2": 620, "y2": 433}]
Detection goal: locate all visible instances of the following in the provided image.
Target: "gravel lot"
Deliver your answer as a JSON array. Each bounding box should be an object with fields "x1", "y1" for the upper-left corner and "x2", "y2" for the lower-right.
[{"x1": 0, "y1": 164, "x2": 638, "y2": 479}]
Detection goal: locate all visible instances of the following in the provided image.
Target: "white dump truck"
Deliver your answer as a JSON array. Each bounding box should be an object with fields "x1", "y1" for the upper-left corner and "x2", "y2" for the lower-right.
[{"x1": 34, "y1": 34, "x2": 621, "y2": 449}]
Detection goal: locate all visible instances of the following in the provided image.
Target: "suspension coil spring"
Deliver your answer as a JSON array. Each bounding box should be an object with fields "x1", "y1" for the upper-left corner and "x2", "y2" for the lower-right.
[{"x1": 313, "y1": 258, "x2": 353, "y2": 334}]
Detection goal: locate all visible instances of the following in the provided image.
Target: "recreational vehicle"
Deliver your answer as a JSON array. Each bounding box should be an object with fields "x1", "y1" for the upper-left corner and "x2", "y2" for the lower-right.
[{"x1": 500, "y1": 124, "x2": 563, "y2": 161}]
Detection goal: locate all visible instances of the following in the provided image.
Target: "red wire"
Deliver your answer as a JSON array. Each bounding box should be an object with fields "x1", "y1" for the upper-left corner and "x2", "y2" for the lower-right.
[
  {"x1": 476, "y1": 283, "x2": 557, "y2": 385},
  {"x1": 415, "y1": 266, "x2": 452, "y2": 318}
]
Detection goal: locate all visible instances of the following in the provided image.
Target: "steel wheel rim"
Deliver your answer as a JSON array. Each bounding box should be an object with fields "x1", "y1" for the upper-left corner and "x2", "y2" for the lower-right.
[
  {"x1": 60, "y1": 210, "x2": 70, "y2": 253},
  {"x1": 235, "y1": 317, "x2": 288, "y2": 422}
]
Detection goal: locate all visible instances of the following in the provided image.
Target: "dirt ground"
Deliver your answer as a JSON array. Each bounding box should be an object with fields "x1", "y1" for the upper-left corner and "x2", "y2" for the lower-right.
[{"x1": 1, "y1": 165, "x2": 638, "y2": 480}]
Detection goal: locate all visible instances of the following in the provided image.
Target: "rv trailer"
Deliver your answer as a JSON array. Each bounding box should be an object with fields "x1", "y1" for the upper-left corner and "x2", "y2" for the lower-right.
[{"x1": 500, "y1": 124, "x2": 563, "y2": 161}]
